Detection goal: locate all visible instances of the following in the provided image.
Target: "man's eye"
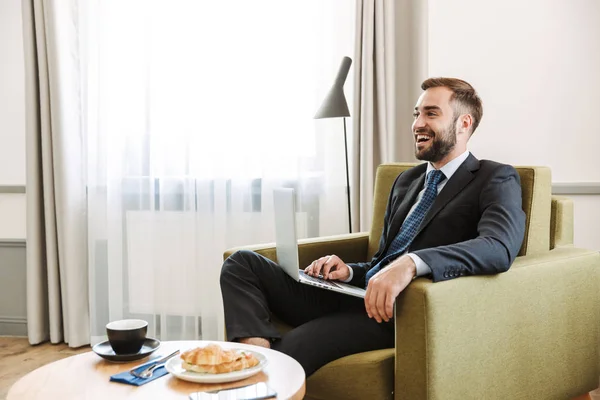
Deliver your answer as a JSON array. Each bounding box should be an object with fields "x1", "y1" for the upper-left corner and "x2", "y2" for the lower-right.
[
  {"x1": 427, "y1": 112, "x2": 437, "y2": 117},
  {"x1": 412, "y1": 113, "x2": 419, "y2": 118}
]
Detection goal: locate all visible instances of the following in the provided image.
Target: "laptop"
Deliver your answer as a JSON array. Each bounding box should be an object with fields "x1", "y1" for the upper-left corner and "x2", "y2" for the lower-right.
[{"x1": 273, "y1": 188, "x2": 366, "y2": 298}]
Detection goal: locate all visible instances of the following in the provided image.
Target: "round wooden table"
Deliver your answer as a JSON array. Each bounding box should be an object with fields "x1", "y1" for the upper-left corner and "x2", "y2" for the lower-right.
[{"x1": 7, "y1": 340, "x2": 306, "y2": 399}]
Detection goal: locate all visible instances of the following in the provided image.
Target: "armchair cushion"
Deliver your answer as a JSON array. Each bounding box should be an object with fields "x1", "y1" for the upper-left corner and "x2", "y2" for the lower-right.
[{"x1": 305, "y1": 349, "x2": 395, "y2": 400}]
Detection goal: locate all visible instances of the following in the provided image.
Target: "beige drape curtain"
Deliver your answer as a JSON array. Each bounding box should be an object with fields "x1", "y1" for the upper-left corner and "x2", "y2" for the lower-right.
[
  {"x1": 22, "y1": 0, "x2": 89, "y2": 347},
  {"x1": 352, "y1": 0, "x2": 428, "y2": 232}
]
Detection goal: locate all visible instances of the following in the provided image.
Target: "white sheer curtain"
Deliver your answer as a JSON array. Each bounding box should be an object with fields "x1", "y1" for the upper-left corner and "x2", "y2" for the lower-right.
[{"x1": 83, "y1": 0, "x2": 356, "y2": 344}]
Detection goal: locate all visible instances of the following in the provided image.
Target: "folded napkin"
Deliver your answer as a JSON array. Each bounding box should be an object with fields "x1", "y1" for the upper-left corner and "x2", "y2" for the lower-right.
[{"x1": 109, "y1": 357, "x2": 168, "y2": 386}]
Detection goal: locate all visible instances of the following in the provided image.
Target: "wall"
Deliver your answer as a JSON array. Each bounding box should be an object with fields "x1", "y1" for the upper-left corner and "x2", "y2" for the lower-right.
[
  {"x1": 0, "y1": 0, "x2": 27, "y2": 238},
  {"x1": 427, "y1": 0, "x2": 600, "y2": 250},
  {"x1": 2, "y1": 0, "x2": 600, "y2": 335},
  {"x1": 0, "y1": 0, "x2": 27, "y2": 336}
]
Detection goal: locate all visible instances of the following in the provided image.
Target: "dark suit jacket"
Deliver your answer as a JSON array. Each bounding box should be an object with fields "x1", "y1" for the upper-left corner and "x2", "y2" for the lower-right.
[{"x1": 348, "y1": 154, "x2": 526, "y2": 286}]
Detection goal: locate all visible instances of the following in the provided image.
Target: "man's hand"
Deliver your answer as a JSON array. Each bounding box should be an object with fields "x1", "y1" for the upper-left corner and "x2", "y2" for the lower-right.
[
  {"x1": 304, "y1": 255, "x2": 351, "y2": 281},
  {"x1": 364, "y1": 255, "x2": 416, "y2": 323}
]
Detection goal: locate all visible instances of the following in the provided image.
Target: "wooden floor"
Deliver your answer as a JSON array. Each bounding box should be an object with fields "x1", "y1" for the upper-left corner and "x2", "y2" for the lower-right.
[
  {"x1": 0, "y1": 336, "x2": 599, "y2": 399},
  {"x1": 0, "y1": 337, "x2": 90, "y2": 399}
]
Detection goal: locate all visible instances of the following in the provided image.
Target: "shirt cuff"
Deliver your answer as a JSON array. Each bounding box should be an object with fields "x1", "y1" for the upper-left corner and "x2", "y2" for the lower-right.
[
  {"x1": 340, "y1": 265, "x2": 354, "y2": 282},
  {"x1": 407, "y1": 253, "x2": 431, "y2": 277}
]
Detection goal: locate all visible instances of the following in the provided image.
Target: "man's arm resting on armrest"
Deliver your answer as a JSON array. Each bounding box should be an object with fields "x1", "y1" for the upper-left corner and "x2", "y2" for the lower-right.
[{"x1": 413, "y1": 165, "x2": 526, "y2": 282}]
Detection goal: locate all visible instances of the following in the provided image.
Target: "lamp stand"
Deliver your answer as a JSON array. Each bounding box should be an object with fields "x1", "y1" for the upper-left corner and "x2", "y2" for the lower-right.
[{"x1": 343, "y1": 117, "x2": 352, "y2": 233}]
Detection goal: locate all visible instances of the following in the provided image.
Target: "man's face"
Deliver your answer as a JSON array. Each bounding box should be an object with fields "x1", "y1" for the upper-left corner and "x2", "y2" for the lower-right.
[{"x1": 412, "y1": 87, "x2": 458, "y2": 163}]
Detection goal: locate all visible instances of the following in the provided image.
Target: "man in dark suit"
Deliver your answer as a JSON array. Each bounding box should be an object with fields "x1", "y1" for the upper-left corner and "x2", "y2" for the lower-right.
[{"x1": 220, "y1": 77, "x2": 525, "y2": 376}]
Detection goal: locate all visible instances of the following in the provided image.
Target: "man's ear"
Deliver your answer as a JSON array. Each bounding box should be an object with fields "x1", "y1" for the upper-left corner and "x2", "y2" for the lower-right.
[{"x1": 460, "y1": 114, "x2": 473, "y2": 135}]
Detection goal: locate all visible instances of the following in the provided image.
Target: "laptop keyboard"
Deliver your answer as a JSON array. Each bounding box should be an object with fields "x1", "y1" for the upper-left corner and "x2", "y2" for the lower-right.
[{"x1": 299, "y1": 270, "x2": 342, "y2": 288}]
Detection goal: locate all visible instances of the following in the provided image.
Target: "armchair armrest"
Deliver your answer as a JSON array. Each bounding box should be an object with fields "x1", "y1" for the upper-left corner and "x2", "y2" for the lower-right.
[
  {"x1": 394, "y1": 247, "x2": 600, "y2": 400},
  {"x1": 223, "y1": 232, "x2": 370, "y2": 267},
  {"x1": 551, "y1": 195, "x2": 574, "y2": 249}
]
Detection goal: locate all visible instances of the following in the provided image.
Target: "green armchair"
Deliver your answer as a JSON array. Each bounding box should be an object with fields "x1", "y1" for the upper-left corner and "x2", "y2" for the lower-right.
[{"x1": 224, "y1": 164, "x2": 600, "y2": 400}]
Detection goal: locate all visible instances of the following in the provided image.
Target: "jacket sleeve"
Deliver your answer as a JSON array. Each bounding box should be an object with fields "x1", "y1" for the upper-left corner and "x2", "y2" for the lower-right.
[{"x1": 412, "y1": 164, "x2": 526, "y2": 282}]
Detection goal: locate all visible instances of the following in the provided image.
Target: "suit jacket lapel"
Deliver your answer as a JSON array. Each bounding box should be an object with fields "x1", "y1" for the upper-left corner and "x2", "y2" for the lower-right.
[
  {"x1": 385, "y1": 171, "x2": 425, "y2": 249},
  {"x1": 414, "y1": 154, "x2": 480, "y2": 238}
]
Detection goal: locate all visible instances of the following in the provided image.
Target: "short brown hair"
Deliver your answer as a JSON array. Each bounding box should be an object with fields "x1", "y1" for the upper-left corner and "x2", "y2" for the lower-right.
[{"x1": 421, "y1": 77, "x2": 483, "y2": 134}]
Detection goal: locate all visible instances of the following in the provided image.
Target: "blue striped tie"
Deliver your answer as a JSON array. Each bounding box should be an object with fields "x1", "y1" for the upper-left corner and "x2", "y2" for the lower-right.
[{"x1": 365, "y1": 170, "x2": 446, "y2": 286}]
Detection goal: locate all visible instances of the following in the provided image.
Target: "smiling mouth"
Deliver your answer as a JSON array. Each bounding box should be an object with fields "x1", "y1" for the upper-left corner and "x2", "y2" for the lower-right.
[{"x1": 415, "y1": 134, "x2": 432, "y2": 145}]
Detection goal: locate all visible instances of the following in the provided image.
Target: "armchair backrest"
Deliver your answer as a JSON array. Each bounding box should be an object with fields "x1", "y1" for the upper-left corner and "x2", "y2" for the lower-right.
[{"x1": 368, "y1": 164, "x2": 553, "y2": 260}]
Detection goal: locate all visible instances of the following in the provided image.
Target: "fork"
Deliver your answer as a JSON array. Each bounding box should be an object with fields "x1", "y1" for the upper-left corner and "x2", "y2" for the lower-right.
[{"x1": 130, "y1": 349, "x2": 180, "y2": 379}]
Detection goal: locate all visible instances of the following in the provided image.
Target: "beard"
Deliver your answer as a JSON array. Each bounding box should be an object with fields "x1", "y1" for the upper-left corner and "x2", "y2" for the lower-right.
[{"x1": 414, "y1": 119, "x2": 457, "y2": 163}]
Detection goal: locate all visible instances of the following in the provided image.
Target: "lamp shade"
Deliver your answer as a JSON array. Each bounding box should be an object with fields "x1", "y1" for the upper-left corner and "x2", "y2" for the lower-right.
[{"x1": 314, "y1": 57, "x2": 352, "y2": 119}]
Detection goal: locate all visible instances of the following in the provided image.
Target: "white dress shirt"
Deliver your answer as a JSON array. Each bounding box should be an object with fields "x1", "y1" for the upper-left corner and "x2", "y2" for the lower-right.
[{"x1": 343, "y1": 150, "x2": 471, "y2": 282}]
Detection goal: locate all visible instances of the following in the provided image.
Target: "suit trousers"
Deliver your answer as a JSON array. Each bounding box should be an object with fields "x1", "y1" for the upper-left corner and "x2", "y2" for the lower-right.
[{"x1": 220, "y1": 249, "x2": 395, "y2": 376}]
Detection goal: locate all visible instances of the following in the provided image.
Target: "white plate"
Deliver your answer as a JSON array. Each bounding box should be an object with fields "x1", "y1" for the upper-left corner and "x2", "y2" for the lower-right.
[{"x1": 165, "y1": 349, "x2": 268, "y2": 384}]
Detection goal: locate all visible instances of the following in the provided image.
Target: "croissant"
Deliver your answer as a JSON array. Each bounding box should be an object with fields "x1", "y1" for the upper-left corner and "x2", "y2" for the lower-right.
[
  {"x1": 181, "y1": 344, "x2": 240, "y2": 366},
  {"x1": 181, "y1": 344, "x2": 260, "y2": 374},
  {"x1": 183, "y1": 352, "x2": 259, "y2": 374}
]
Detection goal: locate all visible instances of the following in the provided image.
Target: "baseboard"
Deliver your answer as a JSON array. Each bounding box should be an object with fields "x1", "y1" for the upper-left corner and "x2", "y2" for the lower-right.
[
  {"x1": 0, "y1": 241, "x2": 27, "y2": 336},
  {"x1": 0, "y1": 185, "x2": 26, "y2": 194},
  {"x1": 0, "y1": 239, "x2": 26, "y2": 247},
  {"x1": 0, "y1": 316, "x2": 27, "y2": 336}
]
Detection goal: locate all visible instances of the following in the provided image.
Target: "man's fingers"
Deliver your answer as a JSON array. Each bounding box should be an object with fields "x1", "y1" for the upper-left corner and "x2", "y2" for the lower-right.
[
  {"x1": 327, "y1": 269, "x2": 341, "y2": 280},
  {"x1": 364, "y1": 266, "x2": 402, "y2": 323},
  {"x1": 385, "y1": 294, "x2": 395, "y2": 320},
  {"x1": 304, "y1": 262, "x2": 312, "y2": 273},
  {"x1": 378, "y1": 290, "x2": 390, "y2": 323},
  {"x1": 314, "y1": 256, "x2": 333, "y2": 277},
  {"x1": 305, "y1": 255, "x2": 349, "y2": 279},
  {"x1": 375, "y1": 287, "x2": 388, "y2": 323},
  {"x1": 321, "y1": 256, "x2": 335, "y2": 278},
  {"x1": 310, "y1": 259, "x2": 322, "y2": 276},
  {"x1": 305, "y1": 261, "x2": 315, "y2": 276},
  {"x1": 366, "y1": 282, "x2": 383, "y2": 323},
  {"x1": 328, "y1": 262, "x2": 351, "y2": 281},
  {"x1": 364, "y1": 283, "x2": 373, "y2": 319},
  {"x1": 307, "y1": 258, "x2": 324, "y2": 276}
]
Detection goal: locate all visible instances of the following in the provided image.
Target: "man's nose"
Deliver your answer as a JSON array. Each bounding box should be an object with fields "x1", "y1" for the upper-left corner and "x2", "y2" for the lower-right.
[{"x1": 413, "y1": 115, "x2": 426, "y2": 131}]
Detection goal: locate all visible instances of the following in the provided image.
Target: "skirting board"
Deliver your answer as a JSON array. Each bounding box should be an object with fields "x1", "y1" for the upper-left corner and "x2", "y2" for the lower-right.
[
  {"x1": 0, "y1": 239, "x2": 26, "y2": 247},
  {"x1": 552, "y1": 183, "x2": 600, "y2": 195},
  {"x1": 0, "y1": 240, "x2": 27, "y2": 337},
  {"x1": 0, "y1": 316, "x2": 27, "y2": 336},
  {"x1": 0, "y1": 185, "x2": 26, "y2": 194}
]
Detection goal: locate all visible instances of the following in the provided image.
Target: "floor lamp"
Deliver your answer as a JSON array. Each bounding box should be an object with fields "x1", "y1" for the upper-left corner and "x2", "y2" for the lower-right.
[{"x1": 314, "y1": 57, "x2": 353, "y2": 233}]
